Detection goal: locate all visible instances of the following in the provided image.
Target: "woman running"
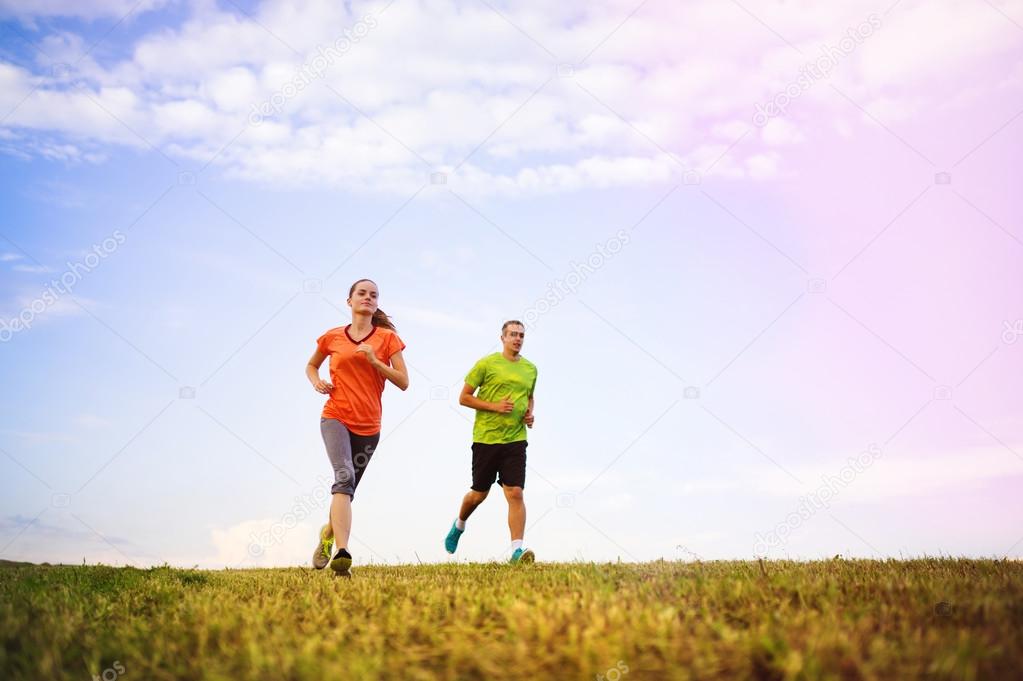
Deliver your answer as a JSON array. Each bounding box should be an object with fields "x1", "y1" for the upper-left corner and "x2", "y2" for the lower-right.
[{"x1": 306, "y1": 278, "x2": 408, "y2": 576}]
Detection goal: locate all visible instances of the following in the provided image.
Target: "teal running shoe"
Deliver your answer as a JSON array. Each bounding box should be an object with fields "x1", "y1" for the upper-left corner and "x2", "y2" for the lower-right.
[
  {"x1": 445, "y1": 522, "x2": 464, "y2": 554},
  {"x1": 509, "y1": 547, "x2": 535, "y2": 564}
]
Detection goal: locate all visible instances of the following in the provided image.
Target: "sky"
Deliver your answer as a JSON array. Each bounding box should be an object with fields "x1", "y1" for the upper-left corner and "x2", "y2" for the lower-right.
[{"x1": 0, "y1": 0, "x2": 1021, "y2": 568}]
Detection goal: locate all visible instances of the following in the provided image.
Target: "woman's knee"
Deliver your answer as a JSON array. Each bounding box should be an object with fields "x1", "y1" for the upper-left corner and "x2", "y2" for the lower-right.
[{"x1": 331, "y1": 466, "x2": 355, "y2": 496}]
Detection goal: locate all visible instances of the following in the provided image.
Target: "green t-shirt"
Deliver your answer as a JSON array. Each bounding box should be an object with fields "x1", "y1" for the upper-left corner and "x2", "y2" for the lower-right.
[{"x1": 465, "y1": 352, "x2": 538, "y2": 444}]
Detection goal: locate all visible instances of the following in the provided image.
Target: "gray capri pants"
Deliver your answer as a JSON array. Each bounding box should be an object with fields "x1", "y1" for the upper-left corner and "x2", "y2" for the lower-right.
[{"x1": 320, "y1": 417, "x2": 380, "y2": 498}]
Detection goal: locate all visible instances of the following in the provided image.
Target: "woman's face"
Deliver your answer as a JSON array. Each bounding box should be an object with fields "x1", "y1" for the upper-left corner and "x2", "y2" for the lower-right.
[{"x1": 348, "y1": 280, "x2": 379, "y2": 315}]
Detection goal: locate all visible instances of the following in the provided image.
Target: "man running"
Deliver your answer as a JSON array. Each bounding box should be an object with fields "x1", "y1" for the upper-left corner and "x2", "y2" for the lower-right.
[{"x1": 444, "y1": 320, "x2": 537, "y2": 563}]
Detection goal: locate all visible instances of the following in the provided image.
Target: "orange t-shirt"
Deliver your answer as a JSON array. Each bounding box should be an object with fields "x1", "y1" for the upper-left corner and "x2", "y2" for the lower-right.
[{"x1": 317, "y1": 325, "x2": 406, "y2": 435}]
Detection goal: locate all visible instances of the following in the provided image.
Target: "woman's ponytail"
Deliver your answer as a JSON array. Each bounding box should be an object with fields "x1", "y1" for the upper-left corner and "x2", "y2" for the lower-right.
[{"x1": 372, "y1": 308, "x2": 396, "y2": 331}]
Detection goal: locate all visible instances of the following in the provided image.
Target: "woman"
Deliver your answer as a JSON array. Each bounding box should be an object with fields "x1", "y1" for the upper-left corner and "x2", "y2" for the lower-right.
[{"x1": 306, "y1": 279, "x2": 408, "y2": 576}]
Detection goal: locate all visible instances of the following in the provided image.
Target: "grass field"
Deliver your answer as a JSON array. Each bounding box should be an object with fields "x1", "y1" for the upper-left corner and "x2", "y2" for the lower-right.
[{"x1": 1, "y1": 558, "x2": 1020, "y2": 680}]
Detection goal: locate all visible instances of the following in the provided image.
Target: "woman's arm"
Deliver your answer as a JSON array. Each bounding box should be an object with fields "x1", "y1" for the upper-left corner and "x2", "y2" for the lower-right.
[
  {"x1": 356, "y1": 345, "x2": 409, "y2": 391},
  {"x1": 306, "y1": 348, "x2": 334, "y2": 394}
]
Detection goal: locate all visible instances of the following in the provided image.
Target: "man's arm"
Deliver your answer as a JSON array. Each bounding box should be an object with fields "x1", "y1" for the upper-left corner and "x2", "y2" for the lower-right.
[
  {"x1": 524, "y1": 367, "x2": 537, "y2": 427},
  {"x1": 459, "y1": 383, "x2": 513, "y2": 413}
]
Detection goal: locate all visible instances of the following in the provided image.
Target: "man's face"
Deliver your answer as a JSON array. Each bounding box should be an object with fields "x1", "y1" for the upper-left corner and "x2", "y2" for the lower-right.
[{"x1": 502, "y1": 324, "x2": 525, "y2": 354}]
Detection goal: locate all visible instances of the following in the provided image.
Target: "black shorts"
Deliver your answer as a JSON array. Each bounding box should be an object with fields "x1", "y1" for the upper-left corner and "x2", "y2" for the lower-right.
[{"x1": 471, "y1": 440, "x2": 527, "y2": 491}]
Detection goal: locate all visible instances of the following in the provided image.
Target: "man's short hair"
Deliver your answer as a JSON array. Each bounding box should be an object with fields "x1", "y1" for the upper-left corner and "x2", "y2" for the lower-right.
[{"x1": 501, "y1": 320, "x2": 525, "y2": 335}]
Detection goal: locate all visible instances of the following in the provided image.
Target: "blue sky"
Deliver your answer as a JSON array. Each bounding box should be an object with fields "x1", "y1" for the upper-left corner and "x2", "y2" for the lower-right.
[{"x1": 2, "y1": 0, "x2": 1021, "y2": 567}]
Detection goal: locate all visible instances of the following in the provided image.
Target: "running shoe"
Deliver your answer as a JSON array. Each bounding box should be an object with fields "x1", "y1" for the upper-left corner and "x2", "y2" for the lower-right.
[
  {"x1": 445, "y1": 521, "x2": 464, "y2": 554},
  {"x1": 312, "y1": 524, "x2": 332, "y2": 570},
  {"x1": 509, "y1": 547, "x2": 535, "y2": 564},
  {"x1": 330, "y1": 547, "x2": 352, "y2": 577}
]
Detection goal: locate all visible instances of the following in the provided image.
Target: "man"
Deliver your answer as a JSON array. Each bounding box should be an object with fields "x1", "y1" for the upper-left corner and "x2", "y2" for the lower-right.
[{"x1": 445, "y1": 320, "x2": 537, "y2": 563}]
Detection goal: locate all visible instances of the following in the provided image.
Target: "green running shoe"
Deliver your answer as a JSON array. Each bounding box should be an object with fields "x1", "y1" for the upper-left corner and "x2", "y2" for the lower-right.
[
  {"x1": 445, "y1": 521, "x2": 464, "y2": 554},
  {"x1": 312, "y1": 524, "x2": 332, "y2": 570},
  {"x1": 509, "y1": 547, "x2": 535, "y2": 564}
]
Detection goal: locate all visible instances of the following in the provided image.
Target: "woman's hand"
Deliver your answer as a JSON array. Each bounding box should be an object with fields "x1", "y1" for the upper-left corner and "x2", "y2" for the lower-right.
[
  {"x1": 312, "y1": 378, "x2": 334, "y2": 394},
  {"x1": 355, "y1": 343, "x2": 380, "y2": 366}
]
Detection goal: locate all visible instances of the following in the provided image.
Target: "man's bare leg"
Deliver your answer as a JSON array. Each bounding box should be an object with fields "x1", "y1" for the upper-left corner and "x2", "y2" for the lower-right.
[
  {"x1": 503, "y1": 485, "x2": 525, "y2": 541},
  {"x1": 459, "y1": 489, "x2": 488, "y2": 520}
]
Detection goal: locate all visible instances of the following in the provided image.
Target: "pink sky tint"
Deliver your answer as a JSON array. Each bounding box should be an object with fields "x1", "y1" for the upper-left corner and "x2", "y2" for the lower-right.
[{"x1": 674, "y1": 1, "x2": 1023, "y2": 527}]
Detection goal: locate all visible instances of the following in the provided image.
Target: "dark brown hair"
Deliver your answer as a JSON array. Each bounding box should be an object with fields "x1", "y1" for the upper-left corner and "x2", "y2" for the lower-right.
[
  {"x1": 348, "y1": 279, "x2": 396, "y2": 331},
  {"x1": 501, "y1": 320, "x2": 524, "y2": 335}
]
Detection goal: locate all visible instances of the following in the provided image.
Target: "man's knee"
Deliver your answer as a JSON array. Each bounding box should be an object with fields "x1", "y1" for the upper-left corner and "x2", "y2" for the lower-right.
[
  {"x1": 467, "y1": 489, "x2": 489, "y2": 504},
  {"x1": 502, "y1": 485, "x2": 524, "y2": 501}
]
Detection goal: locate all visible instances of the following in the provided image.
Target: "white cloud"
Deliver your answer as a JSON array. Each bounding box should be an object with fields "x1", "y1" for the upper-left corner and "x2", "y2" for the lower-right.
[
  {"x1": 204, "y1": 517, "x2": 319, "y2": 568},
  {"x1": 601, "y1": 492, "x2": 633, "y2": 510},
  {"x1": 0, "y1": 513, "x2": 162, "y2": 567},
  {"x1": 73, "y1": 414, "x2": 111, "y2": 429},
  {"x1": 0, "y1": 0, "x2": 1020, "y2": 192},
  {"x1": 0, "y1": 293, "x2": 97, "y2": 331},
  {"x1": 385, "y1": 304, "x2": 491, "y2": 334},
  {"x1": 761, "y1": 118, "x2": 804, "y2": 146},
  {"x1": 745, "y1": 153, "x2": 780, "y2": 180},
  {"x1": 169, "y1": 514, "x2": 331, "y2": 569},
  {"x1": 0, "y1": 429, "x2": 77, "y2": 444},
  {"x1": 856, "y1": 0, "x2": 1021, "y2": 89},
  {"x1": 673, "y1": 444, "x2": 1023, "y2": 502}
]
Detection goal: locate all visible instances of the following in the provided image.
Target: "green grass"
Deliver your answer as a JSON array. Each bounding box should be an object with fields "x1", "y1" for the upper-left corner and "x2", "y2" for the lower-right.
[{"x1": 1, "y1": 558, "x2": 1020, "y2": 680}]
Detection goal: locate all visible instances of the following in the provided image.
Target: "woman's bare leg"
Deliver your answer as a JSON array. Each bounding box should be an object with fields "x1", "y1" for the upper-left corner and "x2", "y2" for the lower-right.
[{"x1": 330, "y1": 493, "x2": 352, "y2": 550}]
